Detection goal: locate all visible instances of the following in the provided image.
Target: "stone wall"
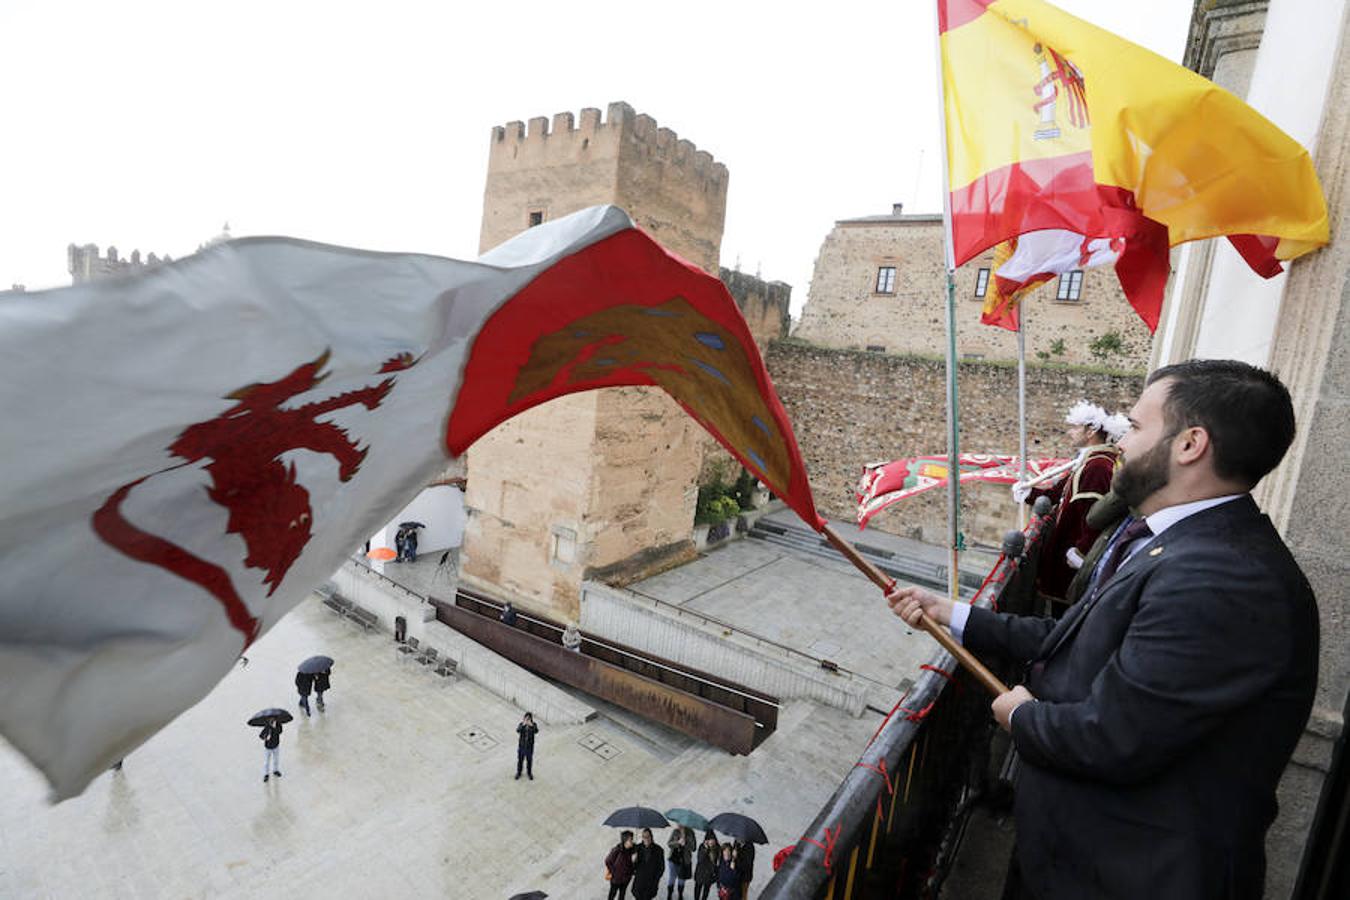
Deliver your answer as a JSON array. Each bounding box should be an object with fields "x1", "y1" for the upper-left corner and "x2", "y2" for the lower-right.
[
  {"x1": 794, "y1": 213, "x2": 1155, "y2": 370},
  {"x1": 463, "y1": 103, "x2": 729, "y2": 622},
  {"x1": 764, "y1": 340, "x2": 1144, "y2": 546}
]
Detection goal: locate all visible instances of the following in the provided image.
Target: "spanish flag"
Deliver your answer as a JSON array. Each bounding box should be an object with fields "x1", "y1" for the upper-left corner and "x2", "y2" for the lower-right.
[{"x1": 941, "y1": 0, "x2": 1329, "y2": 332}]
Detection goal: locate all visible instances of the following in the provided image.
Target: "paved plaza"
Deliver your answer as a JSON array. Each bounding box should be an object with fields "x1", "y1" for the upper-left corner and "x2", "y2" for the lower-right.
[{"x1": 1, "y1": 578, "x2": 885, "y2": 898}]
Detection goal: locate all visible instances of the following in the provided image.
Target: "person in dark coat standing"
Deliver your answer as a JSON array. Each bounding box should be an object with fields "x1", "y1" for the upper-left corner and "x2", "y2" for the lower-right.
[
  {"x1": 295, "y1": 670, "x2": 314, "y2": 717},
  {"x1": 715, "y1": 844, "x2": 740, "y2": 900},
  {"x1": 313, "y1": 668, "x2": 331, "y2": 712},
  {"x1": 732, "y1": 840, "x2": 754, "y2": 899},
  {"x1": 693, "y1": 833, "x2": 720, "y2": 900},
  {"x1": 890, "y1": 360, "x2": 1320, "y2": 900},
  {"x1": 666, "y1": 826, "x2": 693, "y2": 899},
  {"x1": 258, "y1": 719, "x2": 283, "y2": 782},
  {"x1": 630, "y1": 828, "x2": 665, "y2": 900},
  {"x1": 514, "y1": 712, "x2": 538, "y2": 780},
  {"x1": 605, "y1": 830, "x2": 637, "y2": 900}
]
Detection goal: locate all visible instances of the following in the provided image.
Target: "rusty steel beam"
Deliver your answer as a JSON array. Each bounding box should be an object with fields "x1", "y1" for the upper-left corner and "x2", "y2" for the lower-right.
[{"x1": 435, "y1": 601, "x2": 763, "y2": 754}]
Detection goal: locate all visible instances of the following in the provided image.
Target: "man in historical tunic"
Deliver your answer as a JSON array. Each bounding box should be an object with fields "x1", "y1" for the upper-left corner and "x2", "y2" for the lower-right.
[{"x1": 1017, "y1": 401, "x2": 1126, "y2": 613}]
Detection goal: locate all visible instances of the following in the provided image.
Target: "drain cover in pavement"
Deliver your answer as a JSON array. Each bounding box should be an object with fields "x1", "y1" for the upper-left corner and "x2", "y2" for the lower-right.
[
  {"x1": 458, "y1": 727, "x2": 498, "y2": 751},
  {"x1": 578, "y1": 732, "x2": 622, "y2": 760}
]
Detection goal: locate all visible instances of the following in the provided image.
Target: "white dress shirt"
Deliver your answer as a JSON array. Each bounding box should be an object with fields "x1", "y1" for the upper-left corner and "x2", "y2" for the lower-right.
[{"x1": 949, "y1": 493, "x2": 1246, "y2": 644}]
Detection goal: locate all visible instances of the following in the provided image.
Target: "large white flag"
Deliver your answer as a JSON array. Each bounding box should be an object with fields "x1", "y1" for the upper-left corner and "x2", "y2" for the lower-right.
[{"x1": 0, "y1": 205, "x2": 821, "y2": 800}]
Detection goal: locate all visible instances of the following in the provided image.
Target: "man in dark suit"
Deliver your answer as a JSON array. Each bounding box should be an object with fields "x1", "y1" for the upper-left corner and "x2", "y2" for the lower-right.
[{"x1": 890, "y1": 360, "x2": 1319, "y2": 900}]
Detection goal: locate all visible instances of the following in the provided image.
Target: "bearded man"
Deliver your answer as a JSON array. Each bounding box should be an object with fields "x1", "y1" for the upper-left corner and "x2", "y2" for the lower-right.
[{"x1": 889, "y1": 359, "x2": 1319, "y2": 900}]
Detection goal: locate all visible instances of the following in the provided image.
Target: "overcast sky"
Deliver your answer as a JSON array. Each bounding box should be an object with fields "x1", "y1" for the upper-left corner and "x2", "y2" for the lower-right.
[{"x1": 0, "y1": 1, "x2": 1190, "y2": 315}]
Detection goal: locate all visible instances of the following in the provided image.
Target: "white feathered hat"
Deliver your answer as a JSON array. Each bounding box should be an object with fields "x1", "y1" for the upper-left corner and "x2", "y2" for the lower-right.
[
  {"x1": 1064, "y1": 400, "x2": 1110, "y2": 433},
  {"x1": 1102, "y1": 413, "x2": 1131, "y2": 443}
]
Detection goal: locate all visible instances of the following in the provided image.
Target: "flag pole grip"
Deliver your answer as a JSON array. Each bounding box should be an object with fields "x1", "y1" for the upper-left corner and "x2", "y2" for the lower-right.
[{"x1": 821, "y1": 523, "x2": 1009, "y2": 698}]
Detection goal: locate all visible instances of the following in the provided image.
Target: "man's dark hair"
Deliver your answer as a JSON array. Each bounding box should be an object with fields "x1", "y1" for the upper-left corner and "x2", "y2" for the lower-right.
[
  {"x1": 621, "y1": 830, "x2": 634, "y2": 841},
  {"x1": 1146, "y1": 359, "x2": 1295, "y2": 486}
]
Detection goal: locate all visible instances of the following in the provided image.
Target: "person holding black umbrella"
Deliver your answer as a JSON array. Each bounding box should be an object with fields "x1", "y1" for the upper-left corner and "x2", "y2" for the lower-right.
[
  {"x1": 605, "y1": 830, "x2": 636, "y2": 900},
  {"x1": 693, "y1": 833, "x2": 719, "y2": 900},
  {"x1": 732, "y1": 841, "x2": 754, "y2": 899},
  {"x1": 313, "y1": 668, "x2": 331, "y2": 712},
  {"x1": 259, "y1": 718, "x2": 283, "y2": 782},
  {"x1": 631, "y1": 828, "x2": 665, "y2": 900},
  {"x1": 515, "y1": 712, "x2": 538, "y2": 780},
  {"x1": 295, "y1": 669, "x2": 314, "y2": 717}
]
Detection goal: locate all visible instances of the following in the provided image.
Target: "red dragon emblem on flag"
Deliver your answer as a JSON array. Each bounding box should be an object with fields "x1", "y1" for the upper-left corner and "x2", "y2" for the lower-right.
[{"x1": 92, "y1": 350, "x2": 416, "y2": 647}]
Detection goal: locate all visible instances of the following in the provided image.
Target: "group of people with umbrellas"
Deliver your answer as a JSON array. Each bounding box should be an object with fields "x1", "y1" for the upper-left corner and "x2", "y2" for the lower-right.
[
  {"x1": 602, "y1": 807, "x2": 766, "y2": 900},
  {"x1": 246, "y1": 654, "x2": 335, "y2": 783}
]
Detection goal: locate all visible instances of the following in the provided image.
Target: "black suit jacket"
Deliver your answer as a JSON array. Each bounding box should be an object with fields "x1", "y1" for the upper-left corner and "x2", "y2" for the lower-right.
[{"x1": 965, "y1": 496, "x2": 1318, "y2": 900}]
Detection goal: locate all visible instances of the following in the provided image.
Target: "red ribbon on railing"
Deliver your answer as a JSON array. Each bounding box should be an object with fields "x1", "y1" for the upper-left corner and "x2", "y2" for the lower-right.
[
  {"x1": 855, "y1": 757, "x2": 895, "y2": 820},
  {"x1": 798, "y1": 824, "x2": 841, "y2": 875},
  {"x1": 918, "y1": 664, "x2": 954, "y2": 682},
  {"x1": 972, "y1": 553, "x2": 1008, "y2": 608}
]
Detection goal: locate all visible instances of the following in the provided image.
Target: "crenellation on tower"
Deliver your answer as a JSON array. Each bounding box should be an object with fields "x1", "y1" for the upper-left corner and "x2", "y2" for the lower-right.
[
  {"x1": 67, "y1": 242, "x2": 169, "y2": 284},
  {"x1": 578, "y1": 107, "x2": 602, "y2": 132},
  {"x1": 467, "y1": 100, "x2": 732, "y2": 621}
]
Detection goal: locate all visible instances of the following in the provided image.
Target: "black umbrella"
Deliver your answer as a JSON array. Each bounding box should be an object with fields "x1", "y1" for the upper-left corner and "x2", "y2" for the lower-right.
[
  {"x1": 603, "y1": 806, "x2": 670, "y2": 829},
  {"x1": 399, "y1": 521, "x2": 426, "y2": 529},
  {"x1": 508, "y1": 893, "x2": 547, "y2": 900},
  {"x1": 247, "y1": 708, "x2": 294, "y2": 727},
  {"x1": 298, "y1": 655, "x2": 334, "y2": 674},
  {"x1": 707, "y1": 812, "x2": 768, "y2": 844}
]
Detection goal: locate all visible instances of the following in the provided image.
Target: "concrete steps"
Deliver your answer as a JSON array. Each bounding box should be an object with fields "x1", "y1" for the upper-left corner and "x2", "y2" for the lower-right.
[{"x1": 748, "y1": 518, "x2": 985, "y2": 593}]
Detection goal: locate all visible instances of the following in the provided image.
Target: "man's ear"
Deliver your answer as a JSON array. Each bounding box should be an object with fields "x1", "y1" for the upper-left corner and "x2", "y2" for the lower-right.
[{"x1": 1174, "y1": 426, "x2": 1210, "y2": 465}]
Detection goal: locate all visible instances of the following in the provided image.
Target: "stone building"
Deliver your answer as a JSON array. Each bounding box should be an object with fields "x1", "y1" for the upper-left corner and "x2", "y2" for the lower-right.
[
  {"x1": 794, "y1": 204, "x2": 1154, "y2": 369},
  {"x1": 1153, "y1": 1, "x2": 1350, "y2": 895},
  {"x1": 461, "y1": 102, "x2": 733, "y2": 621},
  {"x1": 67, "y1": 243, "x2": 170, "y2": 284}
]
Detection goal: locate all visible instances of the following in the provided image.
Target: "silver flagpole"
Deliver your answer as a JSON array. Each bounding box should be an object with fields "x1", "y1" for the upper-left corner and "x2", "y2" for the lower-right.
[
  {"x1": 934, "y1": 0, "x2": 962, "y2": 604},
  {"x1": 1017, "y1": 303, "x2": 1029, "y2": 529}
]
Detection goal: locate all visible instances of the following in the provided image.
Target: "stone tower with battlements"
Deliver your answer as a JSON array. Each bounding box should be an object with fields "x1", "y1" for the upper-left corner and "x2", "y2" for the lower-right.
[
  {"x1": 68, "y1": 244, "x2": 171, "y2": 284},
  {"x1": 462, "y1": 102, "x2": 730, "y2": 621}
]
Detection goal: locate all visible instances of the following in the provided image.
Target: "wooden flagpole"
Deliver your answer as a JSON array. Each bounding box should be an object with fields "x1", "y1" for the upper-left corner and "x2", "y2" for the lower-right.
[{"x1": 822, "y1": 523, "x2": 1008, "y2": 697}]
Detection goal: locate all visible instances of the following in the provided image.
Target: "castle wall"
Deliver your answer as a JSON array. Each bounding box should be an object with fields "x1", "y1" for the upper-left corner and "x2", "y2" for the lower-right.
[
  {"x1": 764, "y1": 340, "x2": 1144, "y2": 546},
  {"x1": 463, "y1": 103, "x2": 729, "y2": 620},
  {"x1": 795, "y1": 217, "x2": 1155, "y2": 370}
]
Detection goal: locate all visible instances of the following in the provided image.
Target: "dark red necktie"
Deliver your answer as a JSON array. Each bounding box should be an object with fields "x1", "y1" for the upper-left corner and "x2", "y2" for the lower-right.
[{"x1": 1095, "y1": 516, "x2": 1154, "y2": 588}]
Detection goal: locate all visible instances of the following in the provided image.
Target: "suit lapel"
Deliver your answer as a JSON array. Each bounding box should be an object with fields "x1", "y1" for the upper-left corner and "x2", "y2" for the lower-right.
[{"x1": 1038, "y1": 537, "x2": 1160, "y2": 662}]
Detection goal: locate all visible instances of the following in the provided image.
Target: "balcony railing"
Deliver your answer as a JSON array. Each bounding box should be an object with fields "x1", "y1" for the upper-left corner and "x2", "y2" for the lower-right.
[{"x1": 760, "y1": 506, "x2": 1051, "y2": 899}]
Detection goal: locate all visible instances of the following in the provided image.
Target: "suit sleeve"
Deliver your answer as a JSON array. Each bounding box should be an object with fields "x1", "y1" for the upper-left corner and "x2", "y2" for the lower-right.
[
  {"x1": 963, "y1": 606, "x2": 1058, "y2": 664},
  {"x1": 1010, "y1": 553, "x2": 1294, "y2": 783}
]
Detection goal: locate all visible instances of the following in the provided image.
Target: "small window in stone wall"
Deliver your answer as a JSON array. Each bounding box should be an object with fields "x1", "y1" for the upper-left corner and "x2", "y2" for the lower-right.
[
  {"x1": 1056, "y1": 270, "x2": 1084, "y2": 301},
  {"x1": 974, "y1": 268, "x2": 990, "y2": 298},
  {"x1": 866, "y1": 345, "x2": 886, "y2": 353},
  {"x1": 551, "y1": 525, "x2": 577, "y2": 565},
  {"x1": 875, "y1": 266, "x2": 896, "y2": 294},
  {"x1": 528, "y1": 210, "x2": 545, "y2": 228}
]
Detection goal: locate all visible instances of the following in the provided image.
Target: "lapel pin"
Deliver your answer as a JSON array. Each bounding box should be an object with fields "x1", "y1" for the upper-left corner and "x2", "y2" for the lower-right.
[{"x1": 1148, "y1": 546, "x2": 1164, "y2": 557}]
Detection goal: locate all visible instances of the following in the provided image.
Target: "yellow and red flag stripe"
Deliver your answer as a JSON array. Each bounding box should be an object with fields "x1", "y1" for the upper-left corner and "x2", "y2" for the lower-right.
[{"x1": 940, "y1": 0, "x2": 1329, "y2": 331}]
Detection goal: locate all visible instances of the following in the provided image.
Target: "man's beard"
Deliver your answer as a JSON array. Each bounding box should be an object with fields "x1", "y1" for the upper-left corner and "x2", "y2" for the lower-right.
[{"x1": 1114, "y1": 435, "x2": 1173, "y2": 509}]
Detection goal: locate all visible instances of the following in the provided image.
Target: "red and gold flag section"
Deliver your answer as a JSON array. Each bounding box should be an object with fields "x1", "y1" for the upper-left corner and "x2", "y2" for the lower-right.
[
  {"x1": 446, "y1": 221, "x2": 824, "y2": 530},
  {"x1": 856, "y1": 454, "x2": 1068, "y2": 529},
  {"x1": 939, "y1": 0, "x2": 1329, "y2": 332}
]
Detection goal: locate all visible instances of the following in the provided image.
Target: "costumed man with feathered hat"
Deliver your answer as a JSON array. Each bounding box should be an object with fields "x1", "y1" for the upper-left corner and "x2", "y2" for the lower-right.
[{"x1": 1015, "y1": 400, "x2": 1128, "y2": 614}]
